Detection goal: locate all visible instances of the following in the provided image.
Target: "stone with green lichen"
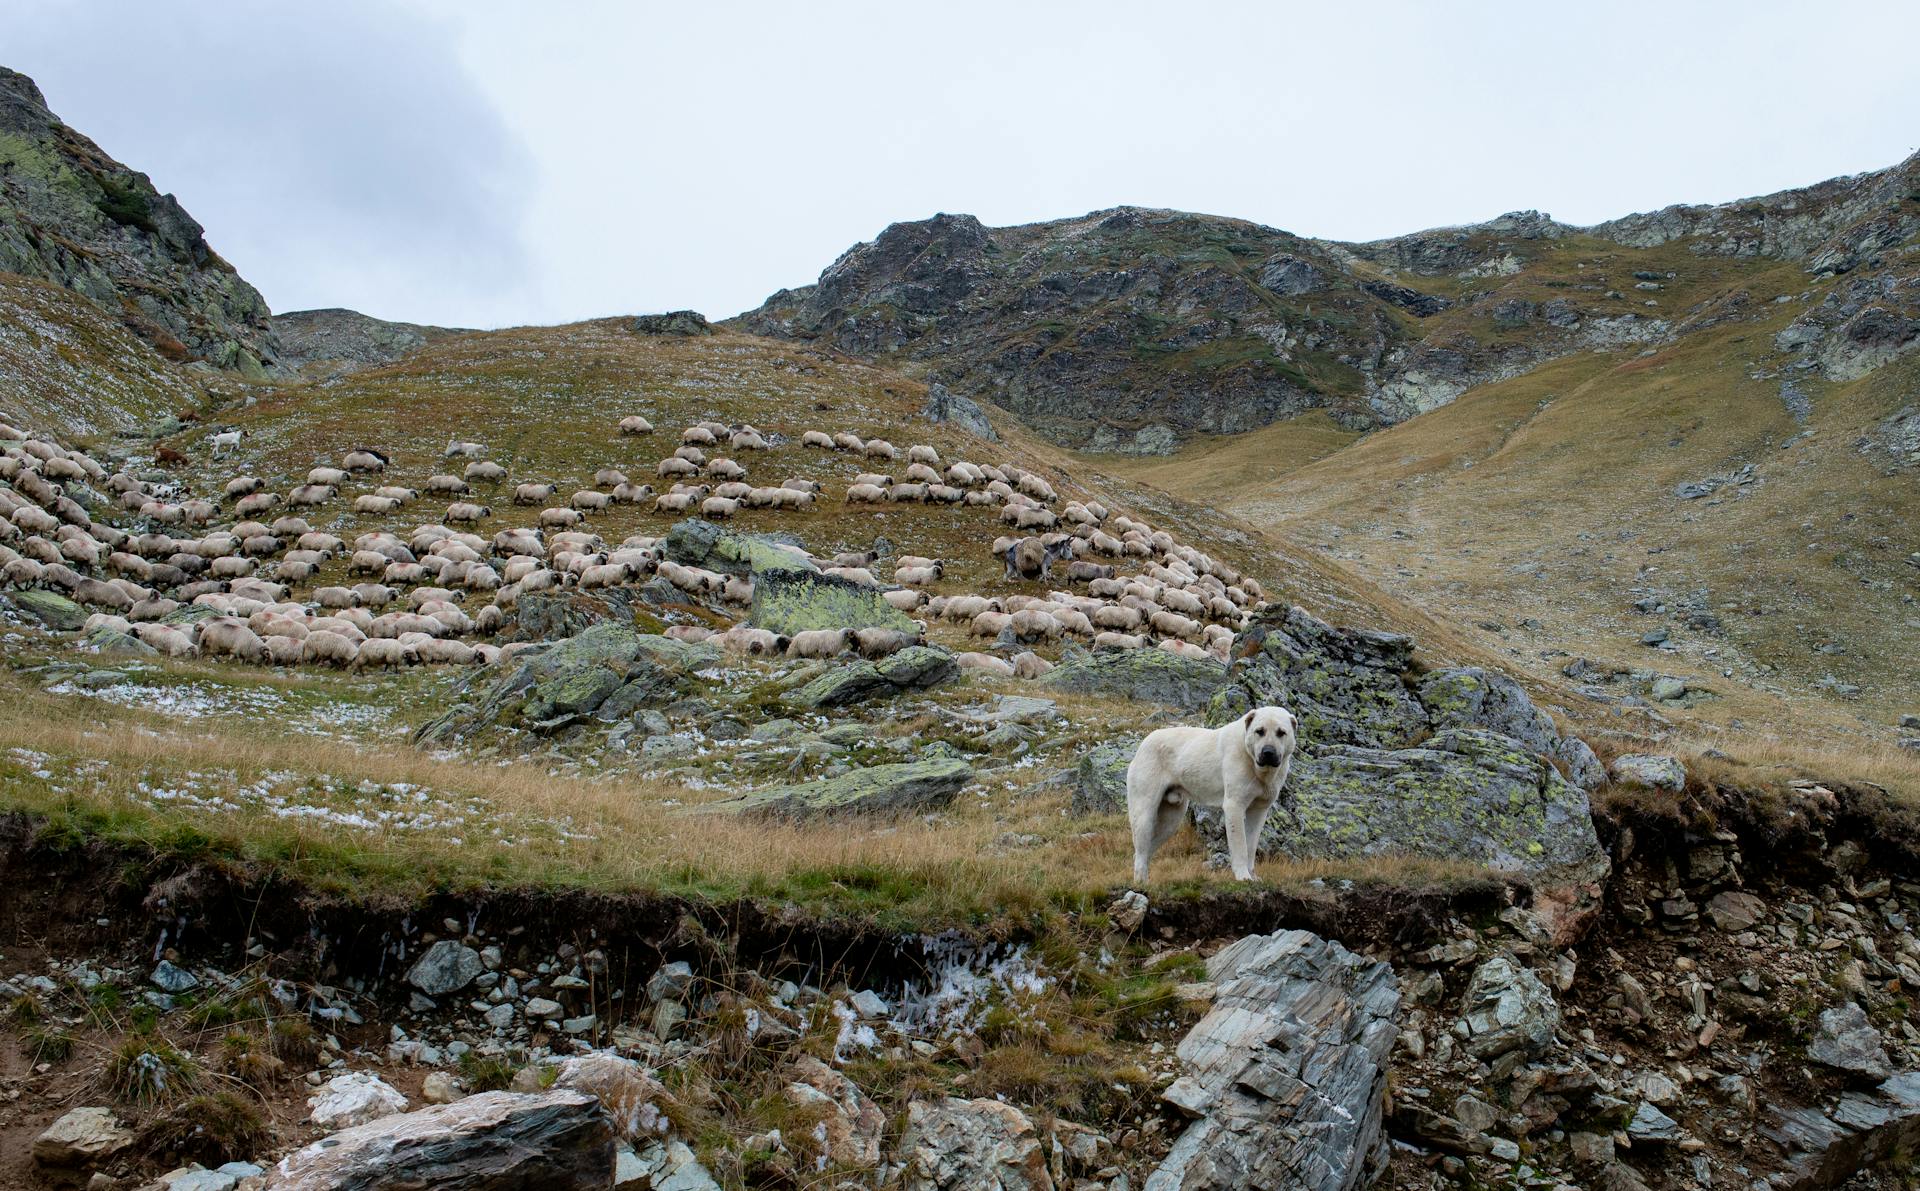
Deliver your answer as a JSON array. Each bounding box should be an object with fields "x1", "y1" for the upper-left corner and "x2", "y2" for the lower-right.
[
  {"x1": 750, "y1": 570, "x2": 916, "y2": 637},
  {"x1": 1209, "y1": 728, "x2": 1608, "y2": 914},
  {"x1": 1212, "y1": 605, "x2": 1426, "y2": 749},
  {"x1": 790, "y1": 646, "x2": 955, "y2": 708},
  {"x1": 1418, "y1": 665, "x2": 1606, "y2": 790},
  {"x1": 1041, "y1": 648, "x2": 1225, "y2": 711},
  {"x1": 663, "y1": 518, "x2": 816, "y2": 577},
  {"x1": 7, "y1": 590, "x2": 87, "y2": 631},
  {"x1": 522, "y1": 667, "x2": 622, "y2": 725},
  {"x1": 1073, "y1": 737, "x2": 1143, "y2": 816},
  {"x1": 82, "y1": 628, "x2": 156, "y2": 656},
  {"x1": 701, "y1": 758, "x2": 974, "y2": 819}
]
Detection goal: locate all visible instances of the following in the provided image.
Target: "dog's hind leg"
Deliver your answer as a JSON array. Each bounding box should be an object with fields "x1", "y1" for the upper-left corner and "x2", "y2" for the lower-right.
[{"x1": 1130, "y1": 786, "x2": 1189, "y2": 885}]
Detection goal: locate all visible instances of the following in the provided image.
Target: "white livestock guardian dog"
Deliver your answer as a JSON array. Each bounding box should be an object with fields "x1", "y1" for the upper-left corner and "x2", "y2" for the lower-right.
[{"x1": 1127, "y1": 706, "x2": 1297, "y2": 883}]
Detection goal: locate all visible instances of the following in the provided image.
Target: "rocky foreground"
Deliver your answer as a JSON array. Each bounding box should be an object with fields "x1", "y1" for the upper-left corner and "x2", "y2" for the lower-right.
[{"x1": 7, "y1": 563, "x2": 1920, "y2": 1190}]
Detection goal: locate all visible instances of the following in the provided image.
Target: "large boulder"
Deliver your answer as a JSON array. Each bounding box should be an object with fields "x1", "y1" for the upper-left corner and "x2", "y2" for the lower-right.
[
  {"x1": 703, "y1": 758, "x2": 974, "y2": 819},
  {"x1": 1610, "y1": 753, "x2": 1686, "y2": 792},
  {"x1": 1151, "y1": 929, "x2": 1400, "y2": 1191},
  {"x1": 1418, "y1": 667, "x2": 1604, "y2": 789},
  {"x1": 8, "y1": 589, "x2": 87, "y2": 631},
  {"x1": 416, "y1": 624, "x2": 705, "y2": 743},
  {"x1": 790, "y1": 646, "x2": 956, "y2": 707},
  {"x1": 630, "y1": 310, "x2": 712, "y2": 336},
  {"x1": 267, "y1": 1090, "x2": 614, "y2": 1189},
  {"x1": 1809, "y1": 1002, "x2": 1893, "y2": 1082},
  {"x1": 1041, "y1": 648, "x2": 1226, "y2": 711},
  {"x1": 752, "y1": 569, "x2": 917, "y2": 636},
  {"x1": 1232, "y1": 729, "x2": 1609, "y2": 940},
  {"x1": 1210, "y1": 606, "x2": 1426, "y2": 750},
  {"x1": 663, "y1": 518, "x2": 814, "y2": 577},
  {"x1": 897, "y1": 1097, "x2": 1053, "y2": 1191},
  {"x1": 922, "y1": 382, "x2": 999, "y2": 441}
]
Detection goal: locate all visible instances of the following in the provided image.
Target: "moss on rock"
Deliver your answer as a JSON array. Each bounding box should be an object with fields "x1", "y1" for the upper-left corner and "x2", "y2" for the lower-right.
[{"x1": 702, "y1": 758, "x2": 975, "y2": 819}]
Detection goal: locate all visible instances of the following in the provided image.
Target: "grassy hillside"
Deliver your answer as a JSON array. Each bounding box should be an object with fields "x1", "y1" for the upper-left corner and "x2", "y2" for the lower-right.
[
  {"x1": 1105, "y1": 256, "x2": 1920, "y2": 755},
  {"x1": 0, "y1": 271, "x2": 204, "y2": 436}
]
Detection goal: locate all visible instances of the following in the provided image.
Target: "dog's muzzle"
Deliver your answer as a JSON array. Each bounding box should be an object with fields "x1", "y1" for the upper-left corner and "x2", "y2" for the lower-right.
[{"x1": 1257, "y1": 748, "x2": 1281, "y2": 768}]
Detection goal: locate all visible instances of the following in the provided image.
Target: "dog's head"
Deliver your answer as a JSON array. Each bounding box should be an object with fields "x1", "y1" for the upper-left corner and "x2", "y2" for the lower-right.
[{"x1": 1240, "y1": 706, "x2": 1297, "y2": 771}]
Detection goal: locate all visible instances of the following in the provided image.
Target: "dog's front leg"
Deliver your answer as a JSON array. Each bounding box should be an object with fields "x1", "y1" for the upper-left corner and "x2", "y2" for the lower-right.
[{"x1": 1222, "y1": 793, "x2": 1255, "y2": 881}]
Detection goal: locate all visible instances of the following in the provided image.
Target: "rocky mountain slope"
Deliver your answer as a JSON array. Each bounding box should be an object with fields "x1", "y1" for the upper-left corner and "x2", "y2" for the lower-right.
[
  {"x1": 733, "y1": 153, "x2": 1920, "y2": 453},
  {"x1": 0, "y1": 68, "x2": 282, "y2": 374}
]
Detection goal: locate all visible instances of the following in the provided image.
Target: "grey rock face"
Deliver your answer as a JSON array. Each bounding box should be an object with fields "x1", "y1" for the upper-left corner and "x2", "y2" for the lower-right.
[
  {"x1": 267, "y1": 1090, "x2": 615, "y2": 1189},
  {"x1": 406, "y1": 941, "x2": 484, "y2": 997},
  {"x1": 150, "y1": 959, "x2": 198, "y2": 994},
  {"x1": 921, "y1": 383, "x2": 999, "y2": 441},
  {"x1": 1455, "y1": 955, "x2": 1559, "y2": 1060},
  {"x1": 1071, "y1": 737, "x2": 1141, "y2": 816},
  {"x1": 1763, "y1": 1071, "x2": 1920, "y2": 1190},
  {"x1": 0, "y1": 67, "x2": 279, "y2": 372},
  {"x1": 272, "y1": 307, "x2": 456, "y2": 374},
  {"x1": 1150, "y1": 929, "x2": 1399, "y2": 1191},
  {"x1": 1808, "y1": 1002, "x2": 1893, "y2": 1082},
  {"x1": 1237, "y1": 730, "x2": 1609, "y2": 929},
  {"x1": 32, "y1": 1106, "x2": 134, "y2": 1168},
  {"x1": 705, "y1": 758, "x2": 974, "y2": 819},
  {"x1": 897, "y1": 1097, "x2": 1053, "y2": 1191},
  {"x1": 1212, "y1": 605, "x2": 1424, "y2": 750},
  {"x1": 790, "y1": 646, "x2": 956, "y2": 708},
  {"x1": 1040, "y1": 648, "x2": 1226, "y2": 711},
  {"x1": 1610, "y1": 754, "x2": 1687, "y2": 792}
]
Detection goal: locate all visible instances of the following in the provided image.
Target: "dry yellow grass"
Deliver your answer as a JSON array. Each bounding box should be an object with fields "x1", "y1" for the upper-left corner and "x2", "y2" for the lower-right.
[{"x1": 0, "y1": 669, "x2": 1482, "y2": 925}]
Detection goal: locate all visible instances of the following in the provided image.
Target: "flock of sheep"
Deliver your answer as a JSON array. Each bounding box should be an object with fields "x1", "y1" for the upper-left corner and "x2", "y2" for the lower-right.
[{"x1": 0, "y1": 408, "x2": 1266, "y2": 677}]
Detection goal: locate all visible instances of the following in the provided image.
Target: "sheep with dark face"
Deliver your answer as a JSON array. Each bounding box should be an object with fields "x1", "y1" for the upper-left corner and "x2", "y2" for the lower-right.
[{"x1": 1001, "y1": 535, "x2": 1075, "y2": 582}]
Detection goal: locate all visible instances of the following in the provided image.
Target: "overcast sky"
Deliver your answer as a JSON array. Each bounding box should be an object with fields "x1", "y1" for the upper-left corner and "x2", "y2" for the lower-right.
[{"x1": 12, "y1": 1, "x2": 1920, "y2": 329}]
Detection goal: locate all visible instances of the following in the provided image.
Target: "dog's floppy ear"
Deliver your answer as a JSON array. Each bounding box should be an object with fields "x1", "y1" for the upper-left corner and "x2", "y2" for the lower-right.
[{"x1": 1243, "y1": 710, "x2": 1256, "y2": 727}]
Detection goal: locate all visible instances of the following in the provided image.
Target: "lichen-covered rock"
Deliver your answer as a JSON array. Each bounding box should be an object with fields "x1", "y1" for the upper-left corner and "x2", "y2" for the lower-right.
[
  {"x1": 8, "y1": 589, "x2": 87, "y2": 630},
  {"x1": 631, "y1": 310, "x2": 713, "y2": 336},
  {"x1": 1235, "y1": 729, "x2": 1608, "y2": 939},
  {"x1": 416, "y1": 624, "x2": 699, "y2": 743},
  {"x1": 1072, "y1": 737, "x2": 1141, "y2": 816},
  {"x1": 1418, "y1": 666, "x2": 1604, "y2": 789},
  {"x1": 269, "y1": 1090, "x2": 613, "y2": 1189},
  {"x1": 663, "y1": 518, "x2": 814, "y2": 577},
  {"x1": 1151, "y1": 929, "x2": 1400, "y2": 1191},
  {"x1": 790, "y1": 646, "x2": 956, "y2": 708},
  {"x1": 1210, "y1": 606, "x2": 1425, "y2": 749},
  {"x1": 547, "y1": 1053, "x2": 673, "y2": 1143},
  {"x1": 406, "y1": 941, "x2": 484, "y2": 997},
  {"x1": 751, "y1": 569, "x2": 917, "y2": 636},
  {"x1": 1041, "y1": 648, "x2": 1225, "y2": 711},
  {"x1": 898, "y1": 1097, "x2": 1053, "y2": 1191},
  {"x1": 1611, "y1": 753, "x2": 1686, "y2": 792},
  {"x1": 704, "y1": 758, "x2": 974, "y2": 819}
]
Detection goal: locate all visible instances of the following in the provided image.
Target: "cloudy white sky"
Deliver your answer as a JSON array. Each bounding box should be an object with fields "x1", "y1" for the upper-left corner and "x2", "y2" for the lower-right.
[{"x1": 12, "y1": 1, "x2": 1919, "y2": 329}]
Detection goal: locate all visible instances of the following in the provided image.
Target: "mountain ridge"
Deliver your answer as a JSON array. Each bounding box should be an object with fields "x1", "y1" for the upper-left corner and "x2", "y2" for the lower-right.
[{"x1": 732, "y1": 151, "x2": 1920, "y2": 451}]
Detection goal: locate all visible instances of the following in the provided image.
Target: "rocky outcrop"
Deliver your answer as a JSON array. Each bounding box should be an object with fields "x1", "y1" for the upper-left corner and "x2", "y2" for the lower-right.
[
  {"x1": 751, "y1": 569, "x2": 917, "y2": 636},
  {"x1": 1243, "y1": 729, "x2": 1609, "y2": 938},
  {"x1": 922, "y1": 382, "x2": 999, "y2": 441},
  {"x1": 0, "y1": 67, "x2": 279, "y2": 372},
  {"x1": 703, "y1": 757, "x2": 974, "y2": 819},
  {"x1": 1150, "y1": 929, "x2": 1399, "y2": 1191},
  {"x1": 1212, "y1": 605, "x2": 1424, "y2": 749},
  {"x1": 267, "y1": 1090, "x2": 615, "y2": 1189},
  {"x1": 1041, "y1": 648, "x2": 1226, "y2": 711},
  {"x1": 1763, "y1": 1072, "x2": 1920, "y2": 1190},
  {"x1": 415, "y1": 623, "x2": 711, "y2": 742},
  {"x1": 1072, "y1": 737, "x2": 1142, "y2": 816},
  {"x1": 631, "y1": 310, "x2": 714, "y2": 336},
  {"x1": 271, "y1": 307, "x2": 458, "y2": 374},
  {"x1": 788, "y1": 645, "x2": 957, "y2": 708}
]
